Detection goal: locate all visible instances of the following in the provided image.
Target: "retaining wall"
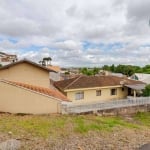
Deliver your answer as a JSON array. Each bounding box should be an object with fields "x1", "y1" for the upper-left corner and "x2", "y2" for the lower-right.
[{"x1": 81, "y1": 104, "x2": 150, "y2": 116}]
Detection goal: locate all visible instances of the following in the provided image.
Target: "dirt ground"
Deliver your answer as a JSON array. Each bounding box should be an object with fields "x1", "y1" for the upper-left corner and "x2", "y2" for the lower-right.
[
  {"x1": 0, "y1": 113, "x2": 149, "y2": 150},
  {"x1": 0, "y1": 128, "x2": 149, "y2": 150}
]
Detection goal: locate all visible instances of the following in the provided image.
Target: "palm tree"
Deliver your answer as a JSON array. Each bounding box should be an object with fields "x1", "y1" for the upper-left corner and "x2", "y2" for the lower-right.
[{"x1": 39, "y1": 57, "x2": 52, "y2": 66}]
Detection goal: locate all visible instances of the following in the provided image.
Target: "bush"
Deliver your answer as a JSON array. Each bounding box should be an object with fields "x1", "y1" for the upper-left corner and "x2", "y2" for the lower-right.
[{"x1": 143, "y1": 84, "x2": 150, "y2": 96}]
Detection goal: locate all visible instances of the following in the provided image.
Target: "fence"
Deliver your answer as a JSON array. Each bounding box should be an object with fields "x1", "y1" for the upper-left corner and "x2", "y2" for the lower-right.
[{"x1": 62, "y1": 97, "x2": 150, "y2": 114}]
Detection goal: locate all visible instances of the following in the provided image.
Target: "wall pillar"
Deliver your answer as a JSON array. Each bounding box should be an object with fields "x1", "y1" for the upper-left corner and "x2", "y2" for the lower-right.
[{"x1": 134, "y1": 90, "x2": 136, "y2": 98}]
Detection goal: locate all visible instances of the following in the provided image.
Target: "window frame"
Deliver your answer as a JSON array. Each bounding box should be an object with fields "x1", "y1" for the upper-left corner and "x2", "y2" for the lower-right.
[
  {"x1": 96, "y1": 90, "x2": 101, "y2": 96},
  {"x1": 111, "y1": 88, "x2": 117, "y2": 95},
  {"x1": 75, "y1": 91, "x2": 84, "y2": 100}
]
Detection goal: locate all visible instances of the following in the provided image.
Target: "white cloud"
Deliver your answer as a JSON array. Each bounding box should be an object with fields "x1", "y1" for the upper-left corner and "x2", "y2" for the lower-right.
[
  {"x1": 0, "y1": 0, "x2": 150, "y2": 67},
  {"x1": 54, "y1": 40, "x2": 82, "y2": 50}
]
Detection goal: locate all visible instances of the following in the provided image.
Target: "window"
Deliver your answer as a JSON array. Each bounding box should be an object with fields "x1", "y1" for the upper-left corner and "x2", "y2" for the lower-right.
[
  {"x1": 122, "y1": 88, "x2": 124, "y2": 91},
  {"x1": 75, "y1": 92, "x2": 84, "y2": 100},
  {"x1": 96, "y1": 90, "x2": 101, "y2": 96},
  {"x1": 111, "y1": 89, "x2": 117, "y2": 95}
]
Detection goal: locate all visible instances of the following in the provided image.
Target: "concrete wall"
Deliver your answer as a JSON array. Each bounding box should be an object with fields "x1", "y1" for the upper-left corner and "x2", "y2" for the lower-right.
[
  {"x1": 70, "y1": 105, "x2": 150, "y2": 116},
  {"x1": 0, "y1": 62, "x2": 50, "y2": 87},
  {"x1": 66, "y1": 86, "x2": 128, "y2": 104},
  {"x1": 96, "y1": 105, "x2": 150, "y2": 116},
  {"x1": 50, "y1": 72, "x2": 60, "y2": 81},
  {"x1": 0, "y1": 82, "x2": 61, "y2": 114}
]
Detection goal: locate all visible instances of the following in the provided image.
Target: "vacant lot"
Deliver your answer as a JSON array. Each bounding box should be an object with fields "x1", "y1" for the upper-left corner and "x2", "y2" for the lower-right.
[{"x1": 0, "y1": 112, "x2": 149, "y2": 150}]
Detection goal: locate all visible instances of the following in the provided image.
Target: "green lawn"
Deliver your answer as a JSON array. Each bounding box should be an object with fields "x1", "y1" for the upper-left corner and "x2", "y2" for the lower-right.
[{"x1": 0, "y1": 112, "x2": 149, "y2": 138}]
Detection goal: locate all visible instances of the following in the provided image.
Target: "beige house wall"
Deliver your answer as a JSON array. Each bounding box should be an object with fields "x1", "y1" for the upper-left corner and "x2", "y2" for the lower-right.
[
  {"x1": 0, "y1": 62, "x2": 50, "y2": 87},
  {"x1": 66, "y1": 86, "x2": 128, "y2": 104},
  {"x1": 0, "y1": 82, "x2": 61, "y2": 114}
]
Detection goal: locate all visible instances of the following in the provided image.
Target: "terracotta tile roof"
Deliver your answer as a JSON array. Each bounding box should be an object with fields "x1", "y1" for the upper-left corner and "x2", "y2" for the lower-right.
[
  {"x1": 54, "y1": 75, "x2": 145, "y2": 90},
  {"x1": 0, "y1": 59, "x2": 56, "y2": 72},
  {"x1": 1, "y1": 80, "x2": 70, "y2": 102},
  {"x1": 46, "y1": 65, "x2": 61, "y2": 72}
]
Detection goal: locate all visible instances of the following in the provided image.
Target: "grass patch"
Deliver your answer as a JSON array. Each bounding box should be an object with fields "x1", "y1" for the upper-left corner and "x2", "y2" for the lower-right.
[
  {"x1": 0, "y1": 114, "x2": 66, "y2": 138},
  {"x1": 0, "y1": 112, "x2": 149, "y2": 137},
  {"x1": 73, "y1": 115, "x2": 139, "y2": 134},
  {"x1": 99, "y1": 117, "x2": 139, "y2": 129},
  {"x1": 134, "y1": 112, "x2": 150, "y2": 126}
]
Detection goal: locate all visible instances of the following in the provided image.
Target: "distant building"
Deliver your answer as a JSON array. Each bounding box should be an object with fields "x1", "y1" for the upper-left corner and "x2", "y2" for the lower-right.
[
  {"x1": 99, "y1": 70, "x2": 124, "y2": 77},
  {"x1": 111, "y1": 73, "x2": 124, "y2": 78},
  {"x1": 0, "y1": 52, "x2": 18, "y2": 66},
  {"x1": 130, "y1": 73, "x2": 150, "y2": 84}
]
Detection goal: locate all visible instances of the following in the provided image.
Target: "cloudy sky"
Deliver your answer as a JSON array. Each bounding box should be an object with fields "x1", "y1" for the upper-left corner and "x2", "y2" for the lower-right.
[{"x1": 0, "y1": 0, "x2": 150, "y2": 67}]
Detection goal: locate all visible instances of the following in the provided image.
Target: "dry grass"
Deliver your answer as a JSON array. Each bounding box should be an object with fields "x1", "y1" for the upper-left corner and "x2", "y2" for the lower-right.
[{"x1": 0, "y1": 112, "x2": 149, "y2": 149}]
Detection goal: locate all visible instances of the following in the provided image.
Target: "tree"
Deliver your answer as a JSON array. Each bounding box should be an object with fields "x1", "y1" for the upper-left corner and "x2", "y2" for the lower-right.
[
  {"x1": 143, "y1": 84, "x2": 150, "y2": 97},
  {"x1": 93, "y1": 67, "x2": 99, "y2": 75},
  {"x1": 143, "y1": 65, "x2": 150, "y2": 73},
  {"x1": 39, "y1": 57, "x2": 52, "y2": 66},
  {"x1": 124, "y1": 65, "x2": 135, "y2": 76},
  {"x1": 115, "y1": 65, "x2": 135, "y2": 76},
  {"x1": 86, "y1": 70, "x2": 93, "y2": 76},
  {"x1": 110, "y1": 64, "x2": 115, "y2": 72},
  {"x1": 100, "y1": 64, "x2": 150, "y2": 75},
  {"x1": 133, "y1": 66, "x2": 142, "y2": 73},
  {"x1": 115, "y1": 64, "x2": 124, "y2": 73},
  {"x1": 102, "y1": 65, "x2": 110, "y2": 71},
  {"x1": 80, "y1": 67, "x2": 100, "y2": 76},
  {"x1": 80, "y1": 67, "x2": 88, "y2": 74}
]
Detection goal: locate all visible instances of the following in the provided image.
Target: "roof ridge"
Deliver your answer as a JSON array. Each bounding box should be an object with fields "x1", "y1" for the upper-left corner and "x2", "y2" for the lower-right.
[
  {"x1": 0, "y1": 59, "x2": 56, "y2": 72},
  {"x1": 64, "y1": 75, "x2": 83, "y2": 89}
]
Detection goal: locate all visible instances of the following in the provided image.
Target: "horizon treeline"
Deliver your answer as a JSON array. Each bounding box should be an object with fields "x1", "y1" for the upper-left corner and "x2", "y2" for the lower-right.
[{"x1": 80, "y1": 64, "x2": 150, "y2": 76}]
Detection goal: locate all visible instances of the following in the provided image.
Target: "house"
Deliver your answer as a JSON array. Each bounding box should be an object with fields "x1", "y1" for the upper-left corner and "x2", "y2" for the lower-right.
[
  {"x1": 54, "y1": 75, "x2": 145, "y2": 104},
  {"x1": 0, "y1": 79, "x2": 69, "y2": 114},
  {"x1": 59, "y1": 67, "x2": 81, "y2": 80},
  {"x1": 99, "y1": 70, "x2": 124, "y2": 77},
  {"x1": 130, "y1": 73, "x2": 150, "y2": 84},
  {"x1": 0, "y1": 59, "x2": 70, "y2": 114},
  {"x1": 0, "y1": 59, "x2": 56, "y2": 88},
  {"x1": 0, "y1": 52, "x2": 17, "y2": 66},
  {"x1": 110, "y1": 73, "x2": 124, "y2": 78}
]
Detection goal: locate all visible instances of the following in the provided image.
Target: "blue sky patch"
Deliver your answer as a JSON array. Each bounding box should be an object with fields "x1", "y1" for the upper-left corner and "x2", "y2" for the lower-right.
[
  {"x1": 8, "y1": 38, "x2": 18, "y2": 44},
  {"x1": 21, "y1": 45, "x2": 45, "y2": 52},
  {"x1": 83, "y1": 41, "x2": 125, "y2": 51},
  {"x1": 20, "y1": 45, "x2": 59, "y2": 52}
]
